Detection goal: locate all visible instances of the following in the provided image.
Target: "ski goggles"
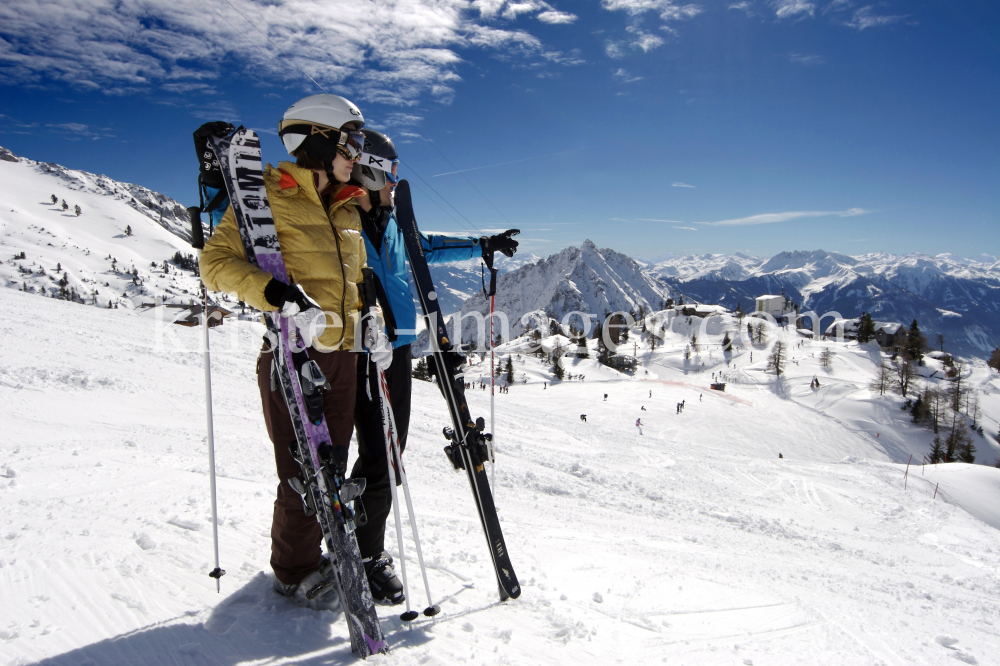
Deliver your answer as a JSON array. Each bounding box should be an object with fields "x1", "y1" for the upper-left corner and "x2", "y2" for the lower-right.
[
  {"x1": 357, "y1": 153, "x2": 399, "y2": 183},
  {"x1": 278, "y1": 122, "x2": 366, "y2": 160}
]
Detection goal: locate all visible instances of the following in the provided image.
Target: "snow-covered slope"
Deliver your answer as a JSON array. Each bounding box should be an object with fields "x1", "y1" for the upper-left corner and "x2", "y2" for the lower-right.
[
  {"x1": 0, "y1": 146, "x2": 211, "y2": 310},
  {"x1": 4, "y1": 288, "x2": 1000, "y2": 666},
  {"x1": 456, "y1": 240, "x2": 671, "y2": 343}
]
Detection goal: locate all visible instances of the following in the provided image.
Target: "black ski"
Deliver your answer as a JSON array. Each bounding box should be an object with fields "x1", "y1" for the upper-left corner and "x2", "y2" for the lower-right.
[
  {"x1": 394, "y1": 179, "x2": 520, "y2": 601},
  {"x1": 206, "y1": 127, "x2": 388, "y2": 658}
]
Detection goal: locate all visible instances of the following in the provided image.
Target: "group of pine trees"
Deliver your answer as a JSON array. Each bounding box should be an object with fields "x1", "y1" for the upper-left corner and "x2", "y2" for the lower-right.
[{"x1": 50, "y1": 193, "x2": 82, "y2": 216}]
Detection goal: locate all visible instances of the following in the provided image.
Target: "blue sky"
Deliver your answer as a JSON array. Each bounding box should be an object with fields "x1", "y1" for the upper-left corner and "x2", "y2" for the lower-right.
[{"x1": 1, "y1": 0, "x2": 997, "y2": 260}]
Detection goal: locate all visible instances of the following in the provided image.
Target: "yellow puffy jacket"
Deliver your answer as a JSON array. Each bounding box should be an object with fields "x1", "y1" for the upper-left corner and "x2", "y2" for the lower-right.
[{"x1": 199, "y1": 161, "x2": 366, "y2": 351}]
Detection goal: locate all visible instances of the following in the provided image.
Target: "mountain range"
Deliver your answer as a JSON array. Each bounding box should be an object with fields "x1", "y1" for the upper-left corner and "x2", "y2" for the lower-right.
[{"x1": 2, "y1": 145, "x2": 997, "y2": 358}]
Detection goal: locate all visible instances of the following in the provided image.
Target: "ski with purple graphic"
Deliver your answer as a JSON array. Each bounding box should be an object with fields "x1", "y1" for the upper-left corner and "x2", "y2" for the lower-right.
[{"x1": 206, "y1": 127, "x2": 388, "y2": 658}]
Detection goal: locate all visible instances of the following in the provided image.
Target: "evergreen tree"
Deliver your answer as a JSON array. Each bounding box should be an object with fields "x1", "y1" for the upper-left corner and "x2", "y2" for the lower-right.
[
  {"x1": 505, "y1": 356, "x2": 514, "y2": 383},
  {"x1": 857, "y1": 313, "x2": 876, "y2": 343},
  {"x1": 722, "y1": 331, "x2": 732, "y2": 351},
  {"x1": 903, "y1": 319, "x2": 927, "y2": 363},
  {"x1": 125, "y1": 225, "x2": 133, "y2": 237},
  {"x1": 928, "y1": 436, "x2": 945, "y2": 464},
  {"x1": 665, "y1": 297, "x2": 674, "y2": 308},
  {"x1": 988, "y1": 346, "x2": 1000, "y2": 373},
  {"x1": 553, "y1": 345, "x2": 565, "y2": 380},
  {"x1": 74, "y1": 205, "x2": 82, "y2": 216},
  {"x1": 412, "y1": 356, "x2": 430, "y2": 381},
  {"x1": 61, "y1": 200, "x2": 68, "y2": 211},
  {"x1": 50, "y1": 194, "x2": 57, "y2": 204}
]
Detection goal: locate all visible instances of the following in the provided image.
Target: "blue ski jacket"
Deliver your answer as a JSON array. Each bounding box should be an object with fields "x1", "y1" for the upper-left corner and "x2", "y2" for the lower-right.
[{"x1": 363, "y1": 211, "x2": 481, "y2": 348}]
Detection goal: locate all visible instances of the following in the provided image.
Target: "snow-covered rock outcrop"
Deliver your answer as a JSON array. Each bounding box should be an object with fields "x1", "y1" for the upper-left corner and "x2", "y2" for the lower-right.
[{"x1": 455, "y1": 239, "x2": 671, "y2": 343}]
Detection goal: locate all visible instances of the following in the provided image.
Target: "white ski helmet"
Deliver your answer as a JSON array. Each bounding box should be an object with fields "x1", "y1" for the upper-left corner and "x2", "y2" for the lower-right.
[{"x1": 278, "y1": 94, "x2": 364, "y2": 155}]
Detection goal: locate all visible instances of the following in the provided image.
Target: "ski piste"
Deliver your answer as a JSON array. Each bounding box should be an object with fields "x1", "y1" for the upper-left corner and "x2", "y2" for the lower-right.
[
  {"x1": 394, "y1": 180, "x2": 521, "y2": 601},
  {"x1": 205, "y1": 127, "x2": 388, "y2": 658}
]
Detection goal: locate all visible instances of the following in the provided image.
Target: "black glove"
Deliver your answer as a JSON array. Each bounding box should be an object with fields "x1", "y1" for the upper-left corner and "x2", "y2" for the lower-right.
[
  {"x1": 264, "y1": 279, "x2": 318, "y2": 314},
  {"x1": 193, "y1": 121, "x2": 235, "y2": 189},
  {"x1": 481, "y1": 229, "x2": 520, "y2": 259}
]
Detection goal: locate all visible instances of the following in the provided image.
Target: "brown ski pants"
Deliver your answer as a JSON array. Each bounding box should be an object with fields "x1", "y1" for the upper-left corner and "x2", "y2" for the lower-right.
[{"x1": 256, "y1": 346, "x2": 358, "y2": 585}]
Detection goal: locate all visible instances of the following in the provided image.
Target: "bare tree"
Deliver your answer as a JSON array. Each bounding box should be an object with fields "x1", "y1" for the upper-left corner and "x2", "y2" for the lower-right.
[
  {"x1": 949, "y1": 360, "x2": 966, "y2": 412},
  {"x1": 767, "y1": 341, "x2": 785, "y2": 376},
  {"x1": 819, "y1": 348, "x2": 834, "y2": 369},
  {"x1": 892, "y1": 359, "x2": 915, "y2": 398},
  {"x1": 869, "y1": 359, "x2": 893, "y2": 395}
]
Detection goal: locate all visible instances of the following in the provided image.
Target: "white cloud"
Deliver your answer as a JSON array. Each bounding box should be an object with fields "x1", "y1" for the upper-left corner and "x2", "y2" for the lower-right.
[
  {"x1": 773, "y1": 0, "x2": 815, "y2": 19},
  {"x1": 728, "y1": 1, "x2": 754, "y2": 12},
  {"x1": 605, "y1": 40, "x2": 628, "y2": 58},
  {"x1": 542, "y1": 49, "x2": 585, "y2": 65},
  {"x1": 673, "y1": 226, "x2": 698, "y2": 231},
  {"x1": 847, "y1": 6, "x2": 906, "y2": 30},
  {"x1": 613, "y1": 68, "x2": 643, "y2": 82},
  {"x1": 790, "y1": 52, "x2": 825, "y2": 65},
  {"x1": 384, "y1": 113, "x2": 425, "y2": 127},
  {"x1": 537, "y1": 10, "x2": 578, "y2": 24},
  {"x1": 600, "y1": 1, "x2": 702, "y2": 52},
  {"x1": 703, "y1": 208, "x2": 871, "y2": 226},
  {"x1": 671, "y1": 182, "x2": 696, "y2": 188},
  {"x1": 630, "y1": 29, "x2": 665, "y2": 52},
  {"x1": 0, "y1": 0, "x2": 567, "y2": 108}
]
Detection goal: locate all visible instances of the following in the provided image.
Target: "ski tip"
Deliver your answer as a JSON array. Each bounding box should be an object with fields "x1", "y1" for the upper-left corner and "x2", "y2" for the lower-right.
[
  {"x1": 423, "y1": 605, "x2": 441, "y2": 617},
  {"x1": 400, "y1": 610, "x2": 420, "y2": 622}
]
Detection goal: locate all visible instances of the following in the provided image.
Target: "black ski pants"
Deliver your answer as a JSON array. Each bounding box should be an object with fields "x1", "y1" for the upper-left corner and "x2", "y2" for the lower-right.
[{"x1": 351, "y1": 344, "x2": 412, "y2": 560}]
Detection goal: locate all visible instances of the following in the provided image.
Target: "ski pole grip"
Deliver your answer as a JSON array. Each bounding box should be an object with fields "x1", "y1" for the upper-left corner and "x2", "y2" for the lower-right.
[{"x1": 188, "y1": 206, "x2": 205, "y2": 250}]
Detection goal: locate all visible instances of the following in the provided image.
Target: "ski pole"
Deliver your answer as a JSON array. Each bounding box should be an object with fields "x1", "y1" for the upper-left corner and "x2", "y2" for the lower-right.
[
  {"x1": 376, "y1": 367, "x2": 439, "y2": 619},
  {"x1": 187, "y1": 206, "x2": 225, "y2": 592},
  {"x1": 373, "y1": 361, "x2": 414, "y2": 621},
  {"x1": 489, "y1": 293, "x2": 496, "y2": 488},
  {"x1": 390, "y1": 421, "x2": 439, "y2": 618}
]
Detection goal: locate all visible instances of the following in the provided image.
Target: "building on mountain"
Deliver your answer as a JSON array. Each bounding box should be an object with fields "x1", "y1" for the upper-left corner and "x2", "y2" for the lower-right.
[
  {"x1": 679, "y1": 303, "x2": 728, "y2": 318},
  {"x1": 823, "y1": 318, "x2": 905, "y2": 348},
  {"x1": 755, "y1": 293, "x2": 798, "y2": 323},
  {"x1": 874, "y1": 322, "x2": 905, "y2": 350},
  {"x1": 137, "y1": 302, "x2": 234, "y2": 327},
  {"x1": 824, "y1": 318, "x2": 860, "y2": 341}
]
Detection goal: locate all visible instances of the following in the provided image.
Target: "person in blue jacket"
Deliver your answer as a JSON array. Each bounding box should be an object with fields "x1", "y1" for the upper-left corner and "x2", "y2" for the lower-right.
[{"x1": 349, "y1": 129, "x2": 519, "y2": 604}]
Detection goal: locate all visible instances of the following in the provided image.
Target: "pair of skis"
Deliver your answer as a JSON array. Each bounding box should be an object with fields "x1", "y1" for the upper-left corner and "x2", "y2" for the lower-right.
[
  {"x1": 395, "y1": 181, "x2": 521, "y2": 602},
  {"x1": 206, "y1": 128, "x2": 388, "y2": 657}
]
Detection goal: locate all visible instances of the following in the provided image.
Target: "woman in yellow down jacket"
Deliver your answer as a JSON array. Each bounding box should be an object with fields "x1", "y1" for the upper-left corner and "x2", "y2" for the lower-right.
[{"x1": 199, "y1": 94, "x2": 388, "y2": 612}]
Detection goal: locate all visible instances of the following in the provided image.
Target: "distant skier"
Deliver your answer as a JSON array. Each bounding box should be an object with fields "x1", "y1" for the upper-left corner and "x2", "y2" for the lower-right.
[
  {"x1": 580, "y1": 414, "x2": 587, "y2": 422},
  {"x1": 636, "y1": 418, "x2": 642, "y2": 435},
  {"x1": 604, "y1": 393, "x2": 608, "y2": 401},
  {"x1": 641, "y1": 405, "x2": 646, "y2": 411},
  {"x1": 649, "y1": 390, "x2": 652, "y2": 398}
]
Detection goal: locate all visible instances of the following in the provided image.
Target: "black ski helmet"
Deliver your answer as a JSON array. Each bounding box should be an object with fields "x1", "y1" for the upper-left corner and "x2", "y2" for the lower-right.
[{"x1": 351, "y1": 129, "x2": 398, "y2": 191}]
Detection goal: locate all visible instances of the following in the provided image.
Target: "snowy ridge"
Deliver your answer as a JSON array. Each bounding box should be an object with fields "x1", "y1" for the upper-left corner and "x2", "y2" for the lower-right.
[
  {"x1": 0, "y1": 146, "x2": 229, "y2": 312},
  {"x1": 456, "y1": 239, "x2": 670, "y2": 342},
  {"x1": 1, "y1": 146, "x2": 193, "y2": 242}
]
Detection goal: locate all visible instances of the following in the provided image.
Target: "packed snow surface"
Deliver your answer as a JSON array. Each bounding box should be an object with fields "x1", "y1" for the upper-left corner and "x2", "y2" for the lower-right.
[{"x1": 3, "y1": 290, "x2": 1000, "y2": 666}]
